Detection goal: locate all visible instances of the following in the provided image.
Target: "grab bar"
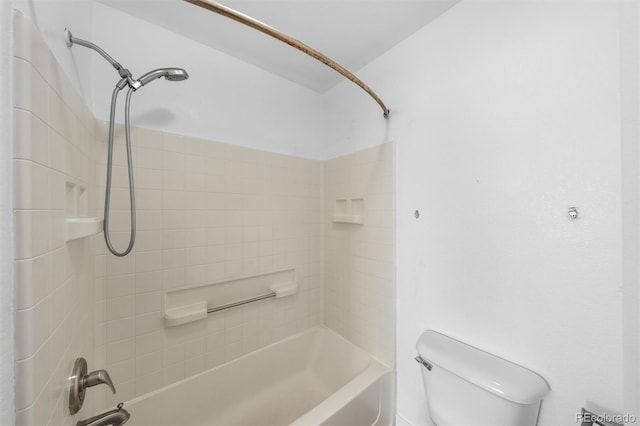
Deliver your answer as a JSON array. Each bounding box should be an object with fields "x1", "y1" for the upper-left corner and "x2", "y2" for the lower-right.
[
  {"x1": 164, "y1": 277, "x2": 297, "y2": 327},
  {"x1": 207, "y1": 291, "x2": 276, "y2": 314}
]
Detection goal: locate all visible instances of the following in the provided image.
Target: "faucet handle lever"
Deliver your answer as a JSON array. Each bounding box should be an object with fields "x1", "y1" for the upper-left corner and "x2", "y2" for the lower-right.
[
  {"x1": 70, "y1": 358, "x2": 119, "y2": 415},
  {"x1": 83, "y1": 369, "x2": 116, "y2": 394}
]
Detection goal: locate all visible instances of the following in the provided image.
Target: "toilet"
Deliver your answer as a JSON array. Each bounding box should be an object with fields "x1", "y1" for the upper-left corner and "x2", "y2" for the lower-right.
[{"x1": 416, "y1": 330, "x2": 550, "y2": 426}]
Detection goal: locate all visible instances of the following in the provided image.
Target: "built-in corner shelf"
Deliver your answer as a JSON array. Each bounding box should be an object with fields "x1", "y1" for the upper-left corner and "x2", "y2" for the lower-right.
[
  {"x1": 65, "y1": 217, "x2": 103, "y2": 242},
  {"x1": 332, "y1": 215, "x2": 364, "y2": 225},
  {"x1": 65, "y1": 179, "x2": 100, "y2": 241},
  {"x1": 332, "y1": 198, "x2": 364, "y2": 225}
]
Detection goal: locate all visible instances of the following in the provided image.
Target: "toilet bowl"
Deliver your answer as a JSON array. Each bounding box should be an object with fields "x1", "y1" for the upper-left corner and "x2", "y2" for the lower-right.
[{"x1": 416, "y1": 330, "x2": 550, "y2": 426}]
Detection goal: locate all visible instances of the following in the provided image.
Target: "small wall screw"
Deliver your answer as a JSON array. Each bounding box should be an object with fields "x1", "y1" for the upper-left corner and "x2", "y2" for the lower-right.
[
  {"x1": 568, "y1": 207, "x2": 578, "y2": 220},
  {"x1": 415, "y1": 210, "x2": 420, "y2": 219}
]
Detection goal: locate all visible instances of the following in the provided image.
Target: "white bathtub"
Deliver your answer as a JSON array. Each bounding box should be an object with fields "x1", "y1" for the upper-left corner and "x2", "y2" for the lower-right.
[{"x1": 124, "y1": 327, "x2": 393, "y2": 426}]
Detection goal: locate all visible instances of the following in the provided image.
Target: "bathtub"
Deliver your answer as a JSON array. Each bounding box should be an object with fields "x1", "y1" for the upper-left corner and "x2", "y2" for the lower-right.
[{"x1": 124, "y1": 327, "x2": 393, "y2": 426}]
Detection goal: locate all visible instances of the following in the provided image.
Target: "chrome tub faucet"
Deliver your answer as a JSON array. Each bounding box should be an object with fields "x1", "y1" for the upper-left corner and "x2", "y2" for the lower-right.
[{"x1": 76, "y1": 403, "x2": 130, "y2": 426}]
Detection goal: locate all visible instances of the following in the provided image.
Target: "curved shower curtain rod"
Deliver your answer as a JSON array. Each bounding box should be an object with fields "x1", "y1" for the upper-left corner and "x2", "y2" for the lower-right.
[{"x1": 184, "y1": 0, "x2": 391, "y2": 119}]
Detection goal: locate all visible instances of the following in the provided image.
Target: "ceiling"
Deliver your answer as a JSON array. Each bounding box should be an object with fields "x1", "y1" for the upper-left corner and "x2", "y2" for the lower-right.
[{"x1": 97, "y1": 0, "x2": 460, "y2": 93}]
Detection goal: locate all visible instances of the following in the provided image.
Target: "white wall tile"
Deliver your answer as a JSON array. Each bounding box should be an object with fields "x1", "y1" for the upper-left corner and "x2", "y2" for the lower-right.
[
  {"x1": 134, "y1": 271, "x2": 161, "y2": 294},
  {"x1": 95, "y1": 122, "x2": 324, "y2": 396},
  {"x1": 107, "y1": 338, "x2": 134, "y2": 364},
  {"x1": 107, "y1": 317, "x2": 135, "y2": 342},
  {"x1": 106, "y1": 295, "x2": 134, "y2": 321},
  {"x1": 136, "y1": 352, "x2": 161, "y2": 378},
  {"x1": 185, "y1": 355, "x2": 206, "y2": 376},
  {"x1": 106, "y1": 358, "x2": 135, "y2": 389},
  {"x1": 13, "y1": 58, "x2": 48, "y2": 122},
  {"x1": 324, "y1": 144, "x2": 395, "y2": 366},
  {"x1": 14, "y1": 254, "x2": 50, "y2": 310},
  {"x1": 14, "y1": 109, "x2": 48, "y2": 165},
  {"x1": 135, "y1": 312, "x2": 162, "y2": 336},
  {"x1": 161, "y1": 133, "x2": 184, "y2": 154},
  {"x1": 106, "y1": 253, "x2": 135, "y2": 276},
  {"x1": 13, "y1": 14, "x2": 101, "y2": 425},
  {"x1": 135, "y1": 147, "x2": 162, "y2": 170},
  {"x1": 12, "y1": 11, "x2": 50, "y2": 80},
  {"x1": 106, "y1": 275, "x2": 134, "y2": 299},
  {"x1": 14, "y1": 297, "x2": 51, "y2": 360},
  {"x1": 161, "y1": 362, "x2": 184, "y2": 386},
  {"x1": 135, "y1": 291, "x2": 161, "y2": 315},
  {"x1": 13, "y1": 210, "x2": 50, "y2": 259},
  {"x1": 136, "y1": 331, "x2": 161, "y2": 356},
  {"x1": 135, "y1": 250, "x2": 161, "y2": 273},
  {"x1": 135, "y1": 373, "x2": 161, "y2": 396}
]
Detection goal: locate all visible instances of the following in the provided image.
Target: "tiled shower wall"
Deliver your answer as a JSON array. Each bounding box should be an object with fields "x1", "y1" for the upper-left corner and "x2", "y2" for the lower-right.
[
  {"x1": 13, "y1": 10, "x2": 396, "y2": 421},
  {"x1": 12, "y1": 12, "x2": 99, "y2": 426},
  {"x1": 324, "y1": 143, "x2": 395, "y2": 366},
  {"x1": 91, "y1": 124, "x2": 323, "y2": 403}
]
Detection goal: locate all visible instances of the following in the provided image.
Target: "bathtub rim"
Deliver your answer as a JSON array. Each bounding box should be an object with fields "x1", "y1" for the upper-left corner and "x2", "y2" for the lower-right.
[
  {"x1": 290, "y1": 363, "x2": 392, "y2": 425},
  {"x1": 123, "y1": 325, "x2": 392, "y2": 410}
]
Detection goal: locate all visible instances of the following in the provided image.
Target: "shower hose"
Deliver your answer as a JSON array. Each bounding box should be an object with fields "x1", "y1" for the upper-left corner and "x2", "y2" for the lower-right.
[{"x1": 103, "y1": 78, "x2": 136, "y2": 257}]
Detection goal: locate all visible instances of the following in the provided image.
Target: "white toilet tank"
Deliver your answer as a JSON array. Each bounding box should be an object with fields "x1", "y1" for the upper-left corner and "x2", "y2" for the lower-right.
[{"x1": 416, "y1": 330, "x2": 550, "y2": 426}]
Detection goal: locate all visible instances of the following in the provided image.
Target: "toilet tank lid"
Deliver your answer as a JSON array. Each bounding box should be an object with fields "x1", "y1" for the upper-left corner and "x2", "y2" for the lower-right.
[{"x1": 416, "y1": 330, "x2": 550, "y2": 404}]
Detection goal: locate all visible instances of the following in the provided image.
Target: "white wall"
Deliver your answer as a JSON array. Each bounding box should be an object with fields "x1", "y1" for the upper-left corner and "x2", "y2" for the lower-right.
[
  {"x1": 325, "y1": 1, "x2": 635, "y2": 425},
  {"x1": 0, "y1": 0, "x2": 15, "y2": 424},
  {"x1": 13, "y1": 1, "x2": 327, "y2": 159},
  {"x1": 88, "y1": 3, "x2": 326, "y2": 159}
]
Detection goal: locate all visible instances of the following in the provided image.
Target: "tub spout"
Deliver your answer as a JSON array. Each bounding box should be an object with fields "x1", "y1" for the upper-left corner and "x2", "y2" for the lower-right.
[{"x1": 76, "y1": 403, "x2": 130, "y2": 426}]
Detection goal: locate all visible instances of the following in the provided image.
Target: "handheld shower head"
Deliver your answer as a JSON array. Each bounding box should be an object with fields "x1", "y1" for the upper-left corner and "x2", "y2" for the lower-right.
[
  {"x1": 137, "y1": 68, "x2": 189, "y2": 87},
  {"x1": 66, "y1": 28, "x2": 190, "y2": 257}
]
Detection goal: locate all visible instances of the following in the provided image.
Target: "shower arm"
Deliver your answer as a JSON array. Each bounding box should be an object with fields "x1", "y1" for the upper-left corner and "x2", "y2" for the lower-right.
[
  {"x1": 183, "y1": 0, "x2": 391, "y2": 119},
  {"x1": 64, "y1": 29, "x2": 140, "y2": 90}
]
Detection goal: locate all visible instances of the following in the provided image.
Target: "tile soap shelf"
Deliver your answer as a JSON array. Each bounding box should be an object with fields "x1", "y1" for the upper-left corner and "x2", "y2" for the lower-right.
[
  {"x1": 65, "y1": 217, "x2": 103, "y2": 242},
  {"x1": 64, "y1": 180, "x2": 102, "y2": 241},
  {"x1": 333, "y1": 197, "x2": 364, "y2": 224}
]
